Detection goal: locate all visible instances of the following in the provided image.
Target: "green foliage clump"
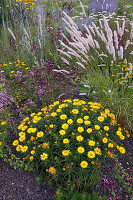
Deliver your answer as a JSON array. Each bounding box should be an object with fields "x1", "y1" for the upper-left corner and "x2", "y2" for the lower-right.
[{"x1": 10, "y1": 99, "x2": 128, "y2": 190}]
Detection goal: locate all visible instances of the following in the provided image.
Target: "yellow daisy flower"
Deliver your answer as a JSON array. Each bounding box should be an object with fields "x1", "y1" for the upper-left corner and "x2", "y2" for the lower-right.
[
  {"x1": 77, "y1": 147, "x2": 85, "y2": 153},
  {"x1": 108, "y1": 143, "x2": 114, "y2": 148},
  {"x1": 21, "y1": 126, "x2": 28, "y2": 131},
  {"x1": 16, "y1": 145, "x2": 22, "y2": 151},
  {"x1": 62, "y1": 123, "x2": 69, "y2": 130},
  {"x1": 119, "y1": 135, "x2": 125, "y2": 140},
  {"x1": 37, "y1": 131, "x2": 44, "y2": 137},
  {"x1": 30, "y1": 113, "x2": 36, "y2": 117},
  {"x1": 42, "y1": 143, "x2": 49, "y2": 148},
  {"x1": 51, "y1": 112, "x2": 57, "y2": 117},
  {"x1": 60, "y1": 114, "x2": 67, "y2": 120},
  {"x1": 102, "y1": 137, "x2": 108, "y2": 143},
  {"x1": 49, "y1": 167, "x2": 56, "y2": 174},
  {"x1": 77, "y1": 118, "x2": 83, "y2": 124},
  {"x1": 13, "y1": 140, "x2": 19, "y2": 146},
  {"x1": 19, "y1": 136, "x2": 25, "y2": 142},
  {"x1": 98, "y1": 116, "x2": 104, "y2": 122},
  {"x1": 67, "y1": 119, "x2": 73, "y2": 124},
  {"x1": 62, "y1": 150, "x2": 71, "y2": 156},
  {"x1": 72, "y1": 109, "x2": 79, "y2": 114},
  {"x1": 31, "y1": 150, "x2": 35, "y2": 155},
  {"x1": 77, "y1": 127, "x2": 84, "y2": 133},
  {"x1": 1, "y1": 121, "x2": 6, "y2": 125},
  {"x1": 59, "y1": 130, "x2": 66, "y2": 135},
  {"x1": 119, "y1": 147, "x2": 125, "y2": 154},
  {"x1": 56, "y1": 109, "x2": 61, "y2": 112},
  {"x1": 94, "y1": 147, "x2": 102, "y2": 155},
  {"x1": 88, "y1": 151, "x2": 95, "y2": 159},
  {"x1": 19, "y1": 132, "x2": 25, "y2": 137},
  {"x1": 95, "y1": 125, "x2": 100, "y2": 130},
  {"x1": 84, "y1": 116, "x2": 89, "y2": 120},
  {"x1": 63, "y1": 138, "x2": 70, "y2": 144},
  {"x1": 87, "y1": 128, "x2": 92, "y2": 133},
  {"x1": 116, "y1": 131, "x2": 122, "y2": 136},
  {"x1": 88, "y1": 140, "x2": 95, "y2": 146},
  {"x1": 21, "y1": 146, "x2": 28, "y2": 152},
  {"x1": 27, "y1": 128, "x2": 33, "y2": 134},
  {"x1": 104, "y1": 126, "x2": 109, "y2": 131},
  {"x1": 76, "y1": 135, "x2": 84, "y2": 142},
  {"x1": 84, "y1": 120, "x2": 91, "y2": 125},
  {"x1": 30, "y1": 156, "x2": 34, "y2": 161},
  {"x1": 40, "y1": 153, "x2": 48, "y2": 160},
  {"x1": 80, "y1": 161, "x2": 88, "y2": 168}
]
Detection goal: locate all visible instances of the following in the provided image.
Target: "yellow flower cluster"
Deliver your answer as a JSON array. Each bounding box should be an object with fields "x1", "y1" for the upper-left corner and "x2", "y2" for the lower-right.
[
  {"x1": 0, "y1": 60, "x2": 30, "y2": 79},
  {"x1": 48, "y1": 167, "x2": 56, "y2": 174},
  {"x1": 11, "y1": 99, "x2": 127, "y2": 174},
  {"x1": 62, "y1": 150, "x2": 71, "y2": 156},
  {"x1": 32, "y1": 116, "x2": 42, "y2": 123},
  {"x1": 111, "y1": 61, "x2": 133, "y2": 87},
  {"x1": 1, "y1": 121, "x2": 6, "y2": 126}
]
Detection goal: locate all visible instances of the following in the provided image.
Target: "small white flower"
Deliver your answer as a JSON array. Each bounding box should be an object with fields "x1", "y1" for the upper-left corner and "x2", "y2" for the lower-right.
[
  {"x1": 84, "y1": 85, "x2": 90, "y2": 88},
  {"x1": 79, "y1": 93, "x2": 87, "y2": 96}
]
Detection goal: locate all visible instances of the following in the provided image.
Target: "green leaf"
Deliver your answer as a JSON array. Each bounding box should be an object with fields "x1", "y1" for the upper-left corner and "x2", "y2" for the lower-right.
[
  {"x1": 92, "y1": 191, "x2": 98, "y2": 200},
  {"x1": 14, "y1": 165, "x2": 17, "y2": 170},
  {"x1": 102, "y1": 196, "x2": 107, "y2": 200},
  {"x1": 24, "y1": 165, "x2": 28, "y2": 171}
]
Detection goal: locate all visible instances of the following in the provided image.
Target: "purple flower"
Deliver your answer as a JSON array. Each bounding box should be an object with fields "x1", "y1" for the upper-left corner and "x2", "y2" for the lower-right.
[
  {"x1": 0, "y1": 103, "x2": 4, "y2": 112},
  {"x1": 29, "y1": 71, "x2": 35, "y2": 76},
  {"x1": 23, "y1": 75, "x2": 28, "y2": 78},
  {"x1": 0, "y1": 92, "x2": 14, "y2": 112},
  {"x1": 38, "y1": 89, "x2": 44, "y2": 96},
  {"x1": 26, "y1": 99, "x2": 34, "y2": 106},
  {"x1": 108, "y1": 197, "x2": 113, "y2": 200},
  {"x1": 89, "y1": 0, "x2": 118, "y2": 14}
]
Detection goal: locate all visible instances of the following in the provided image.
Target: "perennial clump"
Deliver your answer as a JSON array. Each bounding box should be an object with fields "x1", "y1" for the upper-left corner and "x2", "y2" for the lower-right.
[{"x1": 12, "y1": 99, "x2": 129, "y2": 187}]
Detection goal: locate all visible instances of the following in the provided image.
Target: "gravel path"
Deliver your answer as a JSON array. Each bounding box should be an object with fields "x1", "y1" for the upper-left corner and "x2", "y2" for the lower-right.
[{"x1": 0, "y1": 160, "x2": 55, "y2": 200}]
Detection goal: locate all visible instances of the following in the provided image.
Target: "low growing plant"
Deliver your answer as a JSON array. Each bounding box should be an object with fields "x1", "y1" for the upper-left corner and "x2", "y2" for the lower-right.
[
  {"x1": 114, "y1": 157, "x2": 133, "y2": 197},
  {"x1": 11, "y1": 99, "x2": 129, "y2": 191},
  {"x1": 54, "y1": 189, "x2": 107, "y2": 200},
  {"x1": 79, "y1": 60, "x2": 133, "y2": 131},
  {"x1": 0, "y1": 59, "x2": 81, "y2": 114},
  {"x1": 0, "y1": 118, "x2": 29, "y2": 171}
]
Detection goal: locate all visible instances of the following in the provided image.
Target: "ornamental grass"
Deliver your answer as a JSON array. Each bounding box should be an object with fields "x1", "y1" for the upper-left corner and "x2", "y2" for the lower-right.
[{"x1": 11, "y1": 99, "x2": 129, "y2": 190}]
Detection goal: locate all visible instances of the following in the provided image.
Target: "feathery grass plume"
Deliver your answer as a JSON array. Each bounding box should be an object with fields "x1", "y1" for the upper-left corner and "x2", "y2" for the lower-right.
[
  {"x1": 76, "y1": 62, "x2": 86, "y2": 69},
  {"x1": 125, "y1": 40, "x2": 130, "y2": 49},
  {"x1": 79, "y1": 0, "x2": 86, "y2": 17},
  {"x1": 38, "y1": 14, "x2": 42, "y2": 37},
  {"x1": 130, "y1": 21, "x2": 133, "y2": 40},
  {"x1": 61, "y1": 57, "x2": 70, "y2": 65},
  {"x1": 114, "y1": 30, "x2": 118, "y2": 49},
  {"x1": 8, "y1": 28, "x2": 16, "y2": 40},
  {"x1": 23, "y1": 28, "x2": 29, "y2": 38},
  {"x1": 57, "y1": 49, "x2": 72, "y2": 59},
  {"x1": 59, "y1": 12, "x2": 133, "y2": 72},
  {"x1": 52, "y1": 69, "x2": 70, "y2": 74},
  {"x1": 38, "y1": 39, "x2": 42, "y2": 49}
]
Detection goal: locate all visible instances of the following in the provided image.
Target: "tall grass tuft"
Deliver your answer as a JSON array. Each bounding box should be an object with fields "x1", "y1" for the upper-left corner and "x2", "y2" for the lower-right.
[{"x1": 59, "y1": 11, "x2": 133, "y2": 73}]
